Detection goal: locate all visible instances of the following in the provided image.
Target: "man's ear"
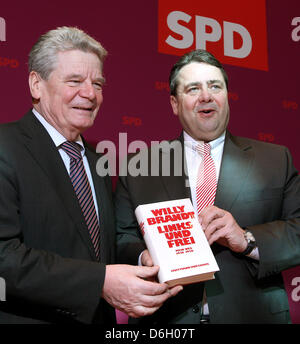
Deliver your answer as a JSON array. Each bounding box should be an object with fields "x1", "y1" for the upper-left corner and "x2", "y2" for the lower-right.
[
  {"x1": 28, "y1": 71, "x2": 42, "y2": 102},
  {"x1": 170, "y1": 95, "x2": 179, "y2": 116}
]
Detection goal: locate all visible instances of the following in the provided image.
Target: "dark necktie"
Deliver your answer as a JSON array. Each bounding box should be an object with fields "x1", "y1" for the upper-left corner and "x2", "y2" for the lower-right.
[{"x1": 61, "y1": 141, "x2": 100, "y2": 259}]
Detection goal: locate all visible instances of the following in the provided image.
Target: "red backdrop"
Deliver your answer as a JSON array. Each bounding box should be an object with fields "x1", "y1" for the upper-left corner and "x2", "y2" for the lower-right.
[{"x1": 0, "y1": 0, "x2": 299, "y2": 324}]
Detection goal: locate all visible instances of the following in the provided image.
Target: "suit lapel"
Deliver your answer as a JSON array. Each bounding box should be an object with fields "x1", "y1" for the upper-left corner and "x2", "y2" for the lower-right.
[
  {"x1": 19, "y1": 111, "x2": 97, "y2": 259},
  {"x1": 215, "y1": 132, "x2": 254, "y2": 211},
  {"x1": 206, "y1": 133, "x2": 254, "y2": 322},
  {"x1": 160, "y1": 135, "x2": 191, "y2": 201}
]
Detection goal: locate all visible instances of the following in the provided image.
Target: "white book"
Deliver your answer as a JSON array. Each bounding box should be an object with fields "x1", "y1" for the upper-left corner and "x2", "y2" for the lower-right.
[{"x1": 135, "y1": 198, "x2": 219, "y2": 287}]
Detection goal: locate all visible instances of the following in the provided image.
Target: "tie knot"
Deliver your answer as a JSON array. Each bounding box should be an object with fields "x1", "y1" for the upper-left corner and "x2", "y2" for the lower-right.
[
  {"x1": 60, "y1": 141, "x2": 82, "y2": 161},
  {"x1": 196, "y1": 143, "x2": 211, "y2": 157}
]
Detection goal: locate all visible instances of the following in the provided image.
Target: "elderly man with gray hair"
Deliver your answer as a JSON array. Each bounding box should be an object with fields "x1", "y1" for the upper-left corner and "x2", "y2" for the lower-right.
[{"x1": 0, "y1": 26, "x2": 182, "y2": 324}]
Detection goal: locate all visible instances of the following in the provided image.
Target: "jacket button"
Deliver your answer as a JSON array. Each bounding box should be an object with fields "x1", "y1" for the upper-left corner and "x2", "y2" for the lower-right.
[{"x1": 192, "y1": 305, "x2": 200, "y2": 313}]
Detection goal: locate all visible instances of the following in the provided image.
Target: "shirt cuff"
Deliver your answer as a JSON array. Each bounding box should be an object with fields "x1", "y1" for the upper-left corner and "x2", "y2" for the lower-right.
[{"x1": 246, "y1": 246, "x2": 259, "y2": 260}]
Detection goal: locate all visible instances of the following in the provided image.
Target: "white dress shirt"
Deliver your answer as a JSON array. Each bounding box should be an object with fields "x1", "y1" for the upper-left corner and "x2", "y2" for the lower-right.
[
  {"x1": 184, "y1": 130, "x2": 225, "y2": 209},
  {"x1": 184, "y1": 130, "x2": 258, "y2": 260},
  {"x1": 32, "y1": 108, "x2": 99, "y2": 219}
]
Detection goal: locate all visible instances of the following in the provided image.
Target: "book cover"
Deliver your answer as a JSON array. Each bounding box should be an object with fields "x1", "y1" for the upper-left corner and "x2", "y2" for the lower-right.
[{"x1": 135, "y1": 198, "x2": 219, "y2": 286}]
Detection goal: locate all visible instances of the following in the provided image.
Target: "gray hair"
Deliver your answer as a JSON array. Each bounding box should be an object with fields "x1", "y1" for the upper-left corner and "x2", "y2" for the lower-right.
[
  {"x1": 169, "y1": 49, "x2": 228, "y2": 96},
  {"x1": 28, "y1": 26, "x2": 107, "y2": 80}
]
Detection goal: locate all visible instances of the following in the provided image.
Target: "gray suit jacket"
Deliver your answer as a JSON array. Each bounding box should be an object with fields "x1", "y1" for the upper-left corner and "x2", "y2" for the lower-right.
[
  {"x1": 115, "y1": 132, "x2": 300, "y2": 323},
  {"x1": 0, "y1": 110, "x2": 116, "y2": 324}
]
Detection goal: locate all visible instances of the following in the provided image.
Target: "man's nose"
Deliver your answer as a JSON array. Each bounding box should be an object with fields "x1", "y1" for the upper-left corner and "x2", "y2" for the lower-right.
[
  {"x1": 199, "y1": 88, "x2": 213, "y2": 103},
  {"x1": 79, "y1": 81, "x2": 96, "y2": 100}
]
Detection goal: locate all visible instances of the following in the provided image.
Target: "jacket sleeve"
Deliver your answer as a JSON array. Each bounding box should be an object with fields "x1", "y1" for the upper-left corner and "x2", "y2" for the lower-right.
[
  {"x1": 114, "y1": 173, "x2": 147, "y2": 266},
  {"x1": 247, "y1": 147, "x2": 300, "y2": 279}
]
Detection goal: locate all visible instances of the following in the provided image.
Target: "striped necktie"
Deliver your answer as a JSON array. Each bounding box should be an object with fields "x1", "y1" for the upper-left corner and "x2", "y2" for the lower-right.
[
  {"x1": 196, "y1": 143, "x2": 217, "y2": 215},
  {"x1": 61, "y1": 141, "x2": 100, "y2": 259}
]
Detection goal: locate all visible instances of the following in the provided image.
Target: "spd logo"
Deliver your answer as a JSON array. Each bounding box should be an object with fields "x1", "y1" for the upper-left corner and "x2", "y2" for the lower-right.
[{"x1": 158, "y1": 0, "x2": 268, "y2": 71}]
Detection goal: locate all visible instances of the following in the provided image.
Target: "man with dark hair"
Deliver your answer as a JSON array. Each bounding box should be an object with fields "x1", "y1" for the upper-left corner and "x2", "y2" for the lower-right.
[
  {"x1": 0, "y1": 26, "x2": 181, "y2": 324},
  {"x1": 115, "y1": 49, "x2": 300, "y2": 324},
  {"x1": 169, "y1": 49, "x2": 229, "y2": 96}
]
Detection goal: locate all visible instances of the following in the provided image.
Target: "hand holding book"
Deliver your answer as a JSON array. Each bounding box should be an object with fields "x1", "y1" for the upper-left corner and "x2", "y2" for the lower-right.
[
  {"x1": 199, "y1": 205, "x2": 248, "y2": 252},
  {"x1": 135, "y1": 198, "x2": 220, "y2": 287}
]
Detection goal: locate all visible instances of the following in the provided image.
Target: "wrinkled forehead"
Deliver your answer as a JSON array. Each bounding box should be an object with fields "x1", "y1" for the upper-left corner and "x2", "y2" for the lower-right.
[
  {"x1": 51, "y1": 50, "x2": 104, "y2": 80},
  {"x1": 55, "y1": 49, "x2": 102, "y2": 68}
]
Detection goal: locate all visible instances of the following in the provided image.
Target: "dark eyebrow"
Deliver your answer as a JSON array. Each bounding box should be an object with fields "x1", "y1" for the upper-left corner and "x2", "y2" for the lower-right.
[
  {"x1": 207, "y1": 79, "x2": 224, "y2": 85},
  {"x1": 184, "y1": 82, "x2": 201, "y2": 89},
  {"x1": 184, "y1": 80, "x2": 224, "y2": 89}
]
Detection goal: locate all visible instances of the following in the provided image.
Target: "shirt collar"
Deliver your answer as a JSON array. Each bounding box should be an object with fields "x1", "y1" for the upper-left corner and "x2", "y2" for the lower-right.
[
  {"x1": 183, "y1": 130, "x2": 226, "y2": 153},
  {"x1": 32, "y1": 108, "x2": 85, "y2": 153}
]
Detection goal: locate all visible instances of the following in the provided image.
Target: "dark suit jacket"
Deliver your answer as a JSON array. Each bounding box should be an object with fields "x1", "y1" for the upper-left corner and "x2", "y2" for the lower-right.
[
  {"x1": 115, "y1": 132, "x2": 300, "y2": 324},
  {"x1": 0, "y1": 110, "x2": 116, "y2": 324}
]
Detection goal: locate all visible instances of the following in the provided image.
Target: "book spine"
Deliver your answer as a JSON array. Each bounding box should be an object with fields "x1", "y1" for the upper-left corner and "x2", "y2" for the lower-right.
[{"x1": 135, "y1": 207, "x2": 166, "y2": 283}]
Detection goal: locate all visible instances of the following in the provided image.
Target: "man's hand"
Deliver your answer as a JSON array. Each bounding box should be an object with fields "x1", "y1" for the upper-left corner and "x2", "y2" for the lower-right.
[
  {"x1": 199, "y1": 205, "x2": 247, "y2": 253},
  {"x1": 102, "y1": 264, "x2": 183, "y2": 318},
  {"x1": 140, "y1": 249, "x2": 183, "y2": 292}
]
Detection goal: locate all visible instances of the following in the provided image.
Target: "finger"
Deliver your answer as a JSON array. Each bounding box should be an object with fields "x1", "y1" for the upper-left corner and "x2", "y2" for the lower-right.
[
  {"x1": 138, "y1": 280, "x2": 184, "y2": 298},
  {"x1": 199, "y1": 206, "x2": 217, "y2": 229},
  {"x1": 128, "y1": 286, "x2": 182, "y2": 317},
  {"x1": 123, "y1": 289, "x2": 174, "y2": 318},
  {"x1": 142, "y1": 280, "x2": 169, "y2": 296},
  {"x1": 139, "y1": 288, "x2": 177, "y2": 307},
  {"x1": 168, "y1": 285, "x2": 183, "y2": 297},
  {"x1": 204, "y1": 216, "x2": 226, "y2": 240},
  {"x1": 200, "y1": 206, "x2": 225, "y2": 230},
  {"x1": 207, "y1": 227, "x2": 227, "y2": 245},
  {"x1": 134, "y1": 268, "x2": 169, "y2": 295},
  {"x1": 135, "y1": 265, "x2": 160, "y2": 279},
  {"x1": 128, "y1": 305, "x2": 161, "y2": 318}
]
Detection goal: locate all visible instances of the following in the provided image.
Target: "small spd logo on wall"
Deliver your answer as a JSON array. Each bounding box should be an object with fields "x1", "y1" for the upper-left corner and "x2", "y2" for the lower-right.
[{"x1": 158, "y1": 0, "x2": 268, "y2": 71}]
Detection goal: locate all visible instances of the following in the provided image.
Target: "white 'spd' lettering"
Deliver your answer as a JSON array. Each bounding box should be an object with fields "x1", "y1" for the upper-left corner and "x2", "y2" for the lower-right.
[{"x1": 165, "y1": 11, "x2": 252, "y2": 58}]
